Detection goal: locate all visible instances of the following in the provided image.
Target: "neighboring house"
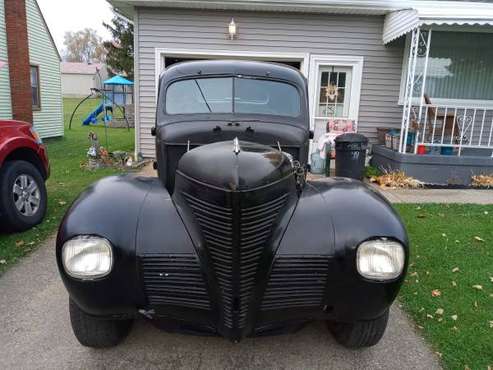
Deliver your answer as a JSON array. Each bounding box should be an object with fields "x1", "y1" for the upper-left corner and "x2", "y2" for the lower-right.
[
  {"x1": 61, "y1": 62, "x2": 109, "y2": 98},
  {"x1": 109, "y1": 0, "x2": 493, "y2": 184},
  {"x1": 0, "y1": 0, "x2": 63, "y2": 138}
]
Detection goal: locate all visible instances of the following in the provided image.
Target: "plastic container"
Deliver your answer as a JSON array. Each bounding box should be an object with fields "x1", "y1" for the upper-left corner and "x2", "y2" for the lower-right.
[{"x1": 334, "y1": 133, "x2": 369, "y2": 180}]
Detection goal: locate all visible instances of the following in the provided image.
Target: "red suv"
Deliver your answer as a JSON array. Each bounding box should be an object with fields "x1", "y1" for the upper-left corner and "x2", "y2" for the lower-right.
[{"x1": 0, "y1": 120, "x2": 49, "y2": 232}]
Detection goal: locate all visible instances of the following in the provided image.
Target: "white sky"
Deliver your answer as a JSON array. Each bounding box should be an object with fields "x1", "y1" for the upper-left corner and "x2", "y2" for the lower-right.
[{"x1": 37, "y1": 0, "x2": 114, "y2": 53}]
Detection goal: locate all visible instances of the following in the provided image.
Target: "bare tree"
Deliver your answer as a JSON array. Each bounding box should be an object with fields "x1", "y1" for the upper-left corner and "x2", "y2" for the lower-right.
[{"x1": 63, "y1": 28, "x2": 106, "y2": 63}]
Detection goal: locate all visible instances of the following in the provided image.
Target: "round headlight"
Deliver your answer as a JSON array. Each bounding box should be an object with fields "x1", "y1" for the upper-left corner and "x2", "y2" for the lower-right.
[
  {"x1": 62, "y1": 236, "x2": 113, "y2": 279},
  {"x1": 356, "y1": 239, "x2": 405, "y2": 281}
]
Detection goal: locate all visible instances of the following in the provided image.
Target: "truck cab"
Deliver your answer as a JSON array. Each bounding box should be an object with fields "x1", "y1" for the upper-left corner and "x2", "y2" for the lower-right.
[{"x1": 153, "y1": 60, "x2": 311, "y2": 192}]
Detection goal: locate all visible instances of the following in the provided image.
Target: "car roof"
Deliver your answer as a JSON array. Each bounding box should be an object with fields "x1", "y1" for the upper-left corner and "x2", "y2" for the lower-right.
[{"x1": 160, "y1": 60, "x2": 306, "y2": 87}]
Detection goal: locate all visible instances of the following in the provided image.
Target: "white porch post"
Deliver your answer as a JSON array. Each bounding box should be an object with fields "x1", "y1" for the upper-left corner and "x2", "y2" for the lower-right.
[
  {"x1": 415, "y1": 29, "x2": 432, "y2": 153},
  {"x1": 399, "y1": 27, "x2": 432, "y2": 154},
  {"x1": 399, "y1": 28, "x2": 420, "y2": 153}
]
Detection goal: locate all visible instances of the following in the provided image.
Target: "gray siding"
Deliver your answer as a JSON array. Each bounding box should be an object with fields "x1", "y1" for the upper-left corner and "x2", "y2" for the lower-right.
[
  {"x1": 0, "y1": 0, "x2": 12, "y2": 120},
  {"x1": 136, "y1": 7, "x2": 404, "y2": 157},
  {"x1": 26, "y1": 0, "x2": 63, "y2": 138}
]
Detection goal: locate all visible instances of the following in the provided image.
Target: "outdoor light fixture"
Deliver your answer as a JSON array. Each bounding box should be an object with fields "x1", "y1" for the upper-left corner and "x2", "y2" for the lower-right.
[{"x1": 228, "y1": 18, "x2": 238, "y2": 40}]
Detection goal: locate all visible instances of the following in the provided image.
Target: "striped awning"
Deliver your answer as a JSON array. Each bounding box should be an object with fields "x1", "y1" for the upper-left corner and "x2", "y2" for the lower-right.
[{"x1": 383, "y1": 2, "x2": 493, "y2": 44}]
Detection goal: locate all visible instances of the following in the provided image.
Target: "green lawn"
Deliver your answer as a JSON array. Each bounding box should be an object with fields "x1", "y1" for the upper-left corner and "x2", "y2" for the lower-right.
[
  {"x1": 396, "y1": 204, "x2": 493, "y2": 370},
  {"x1": 0, "y1": 98, "x2": 134, "y2": 275}
]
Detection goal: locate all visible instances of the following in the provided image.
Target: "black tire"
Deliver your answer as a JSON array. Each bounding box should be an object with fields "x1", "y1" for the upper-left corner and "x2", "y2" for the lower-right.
[
  {"x1": 327, "y1": 309, "x2": 389, "y2": 348},
  {"x1": 69, "y1": 298, "x2": 133, "y2": 348},
  {"x1": 0, "y1": 160, "x2": 47, "y2": 232}
]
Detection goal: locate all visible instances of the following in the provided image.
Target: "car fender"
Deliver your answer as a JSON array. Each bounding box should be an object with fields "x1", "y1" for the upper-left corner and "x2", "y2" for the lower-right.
[
  {"x1": 56, "y1": 175, "x2": 161, "y2": 316},
  {"x1": 273, "y1": 178, "x2": 408, "y2": 321}
]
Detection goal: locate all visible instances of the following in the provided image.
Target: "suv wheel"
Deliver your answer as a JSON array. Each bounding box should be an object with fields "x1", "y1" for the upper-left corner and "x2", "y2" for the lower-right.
[
  {"x1": 327, "y1": 309, "x2": 389, "y2": 348},
  {"x1": 69, "y1": 298, "x2": 133, "y2": 348},
  {"x1": 0, "y1": 160, "x2": 47, "y2": 232}
]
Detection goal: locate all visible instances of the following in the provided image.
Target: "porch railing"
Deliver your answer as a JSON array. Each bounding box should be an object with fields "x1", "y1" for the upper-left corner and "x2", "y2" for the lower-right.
[{"x1": 409, "y1": 104, "x2": 493, "y2": 156}]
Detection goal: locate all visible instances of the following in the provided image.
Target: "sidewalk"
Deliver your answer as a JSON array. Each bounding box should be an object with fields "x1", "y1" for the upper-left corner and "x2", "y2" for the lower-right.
[
  {"x1": 307, "y1": 172, "x2": 493, "y2": 204},
  {"x1": 368, "y1": 184, "x2": 493, "y2": 204}
]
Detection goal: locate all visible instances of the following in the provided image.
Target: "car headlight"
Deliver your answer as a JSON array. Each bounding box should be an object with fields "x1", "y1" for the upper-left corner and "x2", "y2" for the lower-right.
[
  {"x1": 62, "y1": 236, "x2": 113, "y2": 279},
  {"x1": 356, "y1": 239, "x2": 405, "y2": 281}
]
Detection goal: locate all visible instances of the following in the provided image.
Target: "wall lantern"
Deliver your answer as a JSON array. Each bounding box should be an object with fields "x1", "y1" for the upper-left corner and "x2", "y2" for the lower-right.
[{"x1": 228, "y1": 18, "x2": 238, "y2": 40}]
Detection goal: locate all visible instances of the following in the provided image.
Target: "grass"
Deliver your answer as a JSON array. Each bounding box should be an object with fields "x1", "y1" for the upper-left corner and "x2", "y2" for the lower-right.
[
  {"x1": 395, "y1": 204, "x2": 493, "y2": 370},
  {"x1": 0, "y1": 98, "x2": 134, "y2": 275}
]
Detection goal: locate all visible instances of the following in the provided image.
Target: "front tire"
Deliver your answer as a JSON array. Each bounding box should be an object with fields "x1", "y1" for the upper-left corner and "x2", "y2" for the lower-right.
[
  {"x1": 0, "y1": 160, "x2": 47, "y2": 232},
  {"x1": 327, "y1": 309, "x2": 389, "y2": 348},
  {"x1": 69, "y1": 298, "x2": 133, "y2": 348}
]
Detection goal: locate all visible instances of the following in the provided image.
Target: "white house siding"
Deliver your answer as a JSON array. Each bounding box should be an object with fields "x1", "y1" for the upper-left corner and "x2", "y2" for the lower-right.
[
  {"x1": 136, "y1": 7, "x2": 405, "y2": 157},
  {"x1": 26, "y1": 0, "x2": 63, "y2": 138},
  {"x1": 62, "y1": 73, "x2": 97, "y2": 98},
  {"x1": 0, "y1": 0, "x2": 12, "y2": 120}
]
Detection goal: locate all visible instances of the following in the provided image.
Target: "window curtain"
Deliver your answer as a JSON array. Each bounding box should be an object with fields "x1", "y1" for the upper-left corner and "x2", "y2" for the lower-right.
[{"x1": 419, "y1": 31, "x2": 493, "y2": 101}]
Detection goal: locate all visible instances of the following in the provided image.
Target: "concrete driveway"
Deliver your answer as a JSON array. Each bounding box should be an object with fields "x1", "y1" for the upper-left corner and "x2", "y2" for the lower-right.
[{"x1": 0, "y1": 234, "x2": 440, "y2": 370}]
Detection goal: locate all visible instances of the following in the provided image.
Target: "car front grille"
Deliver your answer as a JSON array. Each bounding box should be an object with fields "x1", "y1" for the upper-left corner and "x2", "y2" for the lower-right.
[
  {"x1": 238, "y1": 194, "x2": 289, "y2": 328},
  {"x1": 261, "y1": 256, "x2": 330, "y2": 311},
  {"x1": 182, "y1": 191, "x2": 288, "y2": 329},
  {"x1": 141, "y1": 255, "x2": 211, "y2": 311}
]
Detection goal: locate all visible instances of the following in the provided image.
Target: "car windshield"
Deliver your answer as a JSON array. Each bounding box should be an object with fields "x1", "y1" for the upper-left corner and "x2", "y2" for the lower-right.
[{"x1": 165, "y1": 77, "x2": 301, "y2": 117}]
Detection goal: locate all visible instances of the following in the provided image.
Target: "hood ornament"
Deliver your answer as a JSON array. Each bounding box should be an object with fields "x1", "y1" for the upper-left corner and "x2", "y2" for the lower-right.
[{"x1": 233, "y1": 137, "x2": 241, "y2": 155}]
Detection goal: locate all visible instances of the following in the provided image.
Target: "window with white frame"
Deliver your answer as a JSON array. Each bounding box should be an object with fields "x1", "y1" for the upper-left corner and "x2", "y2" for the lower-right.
[{"x1": 402, "y1": 31, "x2": 493, "y2": 104}]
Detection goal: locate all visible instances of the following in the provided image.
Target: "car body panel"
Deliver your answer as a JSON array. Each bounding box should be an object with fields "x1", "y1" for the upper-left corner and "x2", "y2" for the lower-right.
[{"x1": 0, "y1": 119, "x2": 50, "y2": 178}]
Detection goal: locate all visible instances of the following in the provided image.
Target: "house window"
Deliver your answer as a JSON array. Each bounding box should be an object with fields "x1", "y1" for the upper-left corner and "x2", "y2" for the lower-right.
[
  {"x1": 30, "y1": 66, "x2": 41, "y2": 110},
  {"x1": 403, "y1": 31, "x2": 493, "y2": 104}
]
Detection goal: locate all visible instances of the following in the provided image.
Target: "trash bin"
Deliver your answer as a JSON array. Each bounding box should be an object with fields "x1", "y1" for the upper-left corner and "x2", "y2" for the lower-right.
[{"x1": 335, "y1": 133, "x2": 368, "y2": 180}]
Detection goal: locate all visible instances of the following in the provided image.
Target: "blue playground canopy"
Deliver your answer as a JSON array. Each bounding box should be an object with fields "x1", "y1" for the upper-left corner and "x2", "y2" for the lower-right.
[{"x1": 103, "y1": 75, "x2": 134, "y2": 86}]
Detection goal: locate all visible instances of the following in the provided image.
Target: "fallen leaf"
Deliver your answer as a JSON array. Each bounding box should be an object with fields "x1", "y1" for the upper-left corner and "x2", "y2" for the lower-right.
[
  {"x1": 474, "y1": 236, "x2": 485, "y2": 242},
  {"x1": 437, "y1": 318, "x2": 443, "y2": 322},
  {"x1": 452, "y1": 267, "x2": 460, "y2": 273},
  {"x1": 474, "y1": 301, "x2": 478, "y2": 308},
  {"x1": 455, "y1": 240, "x2": 460, "y2": 243},
  {"x1": 451, "y1": 315, "x2": 458, "y2": 321},
  {"x1": 426, "y1": 314, "x2": 434, "y2": 319},
  {"x1": 489, "y1": 320, "x2": 493, "y2": 328},
  {"x1": 472, "y1": 285, "x2": 483, "y2": 290},
  {"x1": 0, "y1": 259, "x2": 6, "y2": 265},
  {"x1": 432, "y1": 289, "x2": 441, "y2": 297},
  {"x1": 452, "y1": 326, "x2": 458, "y2": 331},
  {"x1": 489, "y1": 276, "x2": 493, "y2": 283},
  {"x1": 435, "y1": 352, "x2": 442, "y2": 358},
  {"x1": 442, "y1": 233, "x2": 447, "y2": 238},
  {"x1": 435, "y1": 308, "x2": 444, "y2": 315},
  {"x1": 417, "y1": 325, "x2": 424, "y2": 330},
  {"x1": 15, "y1": 240, "x2": 24, "y2": 247},
  {"x1": 58, "y1": 201, "x2": 67, "y2": 206},
  {"x1": 410, "y1": 271, "x2": 418, "y2": 277},
  {"x1": 465, "y1": 366, "x2": 471, "y2": 370},
  {"x1": 417, "y1": 214, "x2": 426, "y2": 219}
]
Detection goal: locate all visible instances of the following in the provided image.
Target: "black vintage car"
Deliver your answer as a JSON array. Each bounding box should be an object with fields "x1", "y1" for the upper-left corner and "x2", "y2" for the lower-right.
[{"x1": 57, "y1": 61, "x2": 408, "y2": 349}]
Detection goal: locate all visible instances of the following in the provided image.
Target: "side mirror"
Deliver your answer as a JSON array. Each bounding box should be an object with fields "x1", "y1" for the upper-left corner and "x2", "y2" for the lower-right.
[
  {"x1": 309, "y1": 130, "x2": 314, "y2": 140},
  {"x1": 151, "y1": 127, "x2": 157, "y2": 137}
]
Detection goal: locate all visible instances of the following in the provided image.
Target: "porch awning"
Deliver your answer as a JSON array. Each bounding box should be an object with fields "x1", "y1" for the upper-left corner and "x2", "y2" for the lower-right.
[{"x1": 383, "y1": 2, "x2": 493, "y2": 44}]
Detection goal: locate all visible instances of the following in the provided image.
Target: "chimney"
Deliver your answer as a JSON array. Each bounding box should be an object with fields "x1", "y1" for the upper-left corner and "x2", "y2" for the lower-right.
[{"x1": 4, "y1": 0, "x2": 33, "y2": 123}]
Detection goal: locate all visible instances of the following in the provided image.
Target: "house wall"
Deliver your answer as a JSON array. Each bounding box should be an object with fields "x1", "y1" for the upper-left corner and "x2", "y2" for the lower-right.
[
  {"x1": 62, "y1": 73, "x2": 98, "y2": 98},
  {"x1": 0, "y1": 0, "x2": 12, "y2": 120},
  {"x1": 135, "y1": 7, "x2": 405, "y2": 157},
  {"x1": 26, "y1": 0, "x2": 63, "y2": 138}
]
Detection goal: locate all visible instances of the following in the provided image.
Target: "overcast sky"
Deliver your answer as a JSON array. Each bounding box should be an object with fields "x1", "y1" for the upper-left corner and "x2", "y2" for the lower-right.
[{"x1": 37, "y1": 0, "x2": 114, "y2": 54}]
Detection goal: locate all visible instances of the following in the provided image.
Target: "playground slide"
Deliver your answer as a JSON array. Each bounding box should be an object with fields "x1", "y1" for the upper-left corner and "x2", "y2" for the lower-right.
[{"x1": 82, "y1": 103, "x2": 104, "y2": 125}]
